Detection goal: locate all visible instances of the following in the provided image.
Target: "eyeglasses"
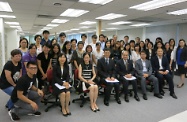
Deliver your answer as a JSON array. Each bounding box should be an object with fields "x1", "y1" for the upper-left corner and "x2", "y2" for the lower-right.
[{"x1": 28, "y1": 67, "x2": 37, "y2": 70}]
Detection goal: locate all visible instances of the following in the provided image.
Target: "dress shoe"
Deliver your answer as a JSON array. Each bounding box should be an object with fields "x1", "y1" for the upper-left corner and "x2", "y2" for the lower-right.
[
  {"x1": 134, "y1": 95, "x2": 140, "y2": 101},
  {"x1": 104, "y1": 101, "x2": 109, "y2": 106},
  {"x1": 160, "y1": 90, "x2": 165, "y2": 96},
  {"x1": 67, "y1": 112, "x2": 71, "y2": 115},
  {"x1": 96, "y1": 108, "x2": 100, "y2": 111},
  {"x1": 143, "y1": 94, "x2": 148, "y2": 100},
  {"x1": 154, "y1": 93, "x2": 163, "y2": 99},
  {"x1": 124, "y1": 95, "x2": 129, "y2": 102},
  {"x1": 116, "y1": 98, "x2": 121, "y2": 104},
  {"x1": 170, "y1": 93, "x2": 177, "y2": 99},
  {"x1": 90, "y1": 106, "x2": 97, "y2": 112},
  {"x1": 177, "y1": 83, "x2": 184, "y2": 88}
]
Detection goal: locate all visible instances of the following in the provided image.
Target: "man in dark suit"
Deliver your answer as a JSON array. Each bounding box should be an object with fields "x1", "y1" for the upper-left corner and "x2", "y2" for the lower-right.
[
  {"x1": 97, "y1": 48, "x2": 121, "y2": 106},
  {"x1": 151, "y1": 48, "x2": 177, "y2": 99},
  {"x1": 116, "y1": 51, "x2": 140, "y2": 102},
  {"x1": 135, "y1": 51, "x2": 162, "y2": 100}
]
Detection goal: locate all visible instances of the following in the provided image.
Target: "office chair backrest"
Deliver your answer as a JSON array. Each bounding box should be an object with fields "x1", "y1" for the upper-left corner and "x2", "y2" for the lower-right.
[{"x1": 46, "y1": 69, "x2": 53, "y2": 93}]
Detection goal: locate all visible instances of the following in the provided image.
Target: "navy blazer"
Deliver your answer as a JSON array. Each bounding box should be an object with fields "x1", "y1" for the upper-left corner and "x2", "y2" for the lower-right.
[
  {"x1": 52, "y1": 64, "x2": 70, "y2": 86},
  {"x1": 151, "y1": 55, "x2": 169, "y2": 73},
  {"x1": 116, "y1": 59, "x2": 134, "y2": 76},
  {"x1": 97, "y1": 57, "x2": 116, "y2": 79},
  {"x1": 145, "y1": 49, "x2": 156, "y2": 60}
]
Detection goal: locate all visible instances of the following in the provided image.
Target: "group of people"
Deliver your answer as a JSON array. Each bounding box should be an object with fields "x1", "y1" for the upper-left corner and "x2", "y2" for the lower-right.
[{"x1": 0, "y1": 30, "x2": 187, "y2": 121}]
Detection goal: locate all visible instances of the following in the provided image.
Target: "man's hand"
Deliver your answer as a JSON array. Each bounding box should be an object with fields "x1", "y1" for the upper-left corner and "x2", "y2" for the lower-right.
[
  {"x1": 143, "y1": 74, "x2": 149, "y2": 78},
  {"x1": 111, "y1": 77, "x2": 115, "y2": 81},
  {"x1": 37, "y1": 89, "x2": 44, "y2": 97},
  {"x1": 158, "y1": 71, "x2": 164, "y2": 75},
  {"x1": 125, "y1": 74, "x2": 132, "y2": 78},
  {"x1": 30, "y1": 101, "x2": 38, "y2": 111},
  {"x1": 106, "y1": 77, "x2": 110, "y2": 81},
  {"x1": 163, "y1": 71, "x2": 169, "y2": 75}
]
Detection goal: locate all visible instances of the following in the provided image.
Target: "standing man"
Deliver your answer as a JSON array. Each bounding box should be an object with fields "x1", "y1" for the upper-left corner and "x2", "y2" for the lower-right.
[
  {"x1": 124, "y1": 35, "x2": 129, "y2": 45},
  {"x1": 135, "y1": 51, "x2": 162, "y2": 100},
  {"x1": 40, "y1": 30, "x2": 51, "y2": 46},
  {"x1": 116, "y1": 51, "x2": 140, "y2": 102},
  {"x1": 151, "y1": 48, "x2": 177, "y2": 99},
  {"x1": 59, "y1": 32, "x2": 66, "y2": 50},
  {"x1": 89, "y1": 34, "x2": 97, "y2": 51},
  {"x1": 9, "y1": 61, "x2": 43, "y2": 121},
  {"x1": 97, "y1": 48, "x2": 121, "y2": 106},
  {"x1": 81, "y1": 34, "x2": 88, "y2": 51},
  {"x1": 135, "y1": 37, "x2": 141, "y2": 44},
  {"x1": 113, "y1": 35, "x2": 118, "y2": 43},
  {"x1": 99, "y1": 34, "x2": 105, "y2": 50}
]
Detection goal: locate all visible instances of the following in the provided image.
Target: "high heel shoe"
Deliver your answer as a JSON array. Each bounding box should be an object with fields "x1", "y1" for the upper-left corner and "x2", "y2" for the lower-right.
[
  {"x1": 95, "y1": 108, "x2": 100, "y2": 111},
  {"x1": 62, "y1": 110, "x2": 68, "y2": 117},
  {"x1": 90, "y1": 106, "x2": 97, "y2": 112},
  {"x1": 67, "y1": 112, "x2": 71, "y2": 115},
  {"x1": 177, "y1": 83, "x2": 184, "y2": 88}
]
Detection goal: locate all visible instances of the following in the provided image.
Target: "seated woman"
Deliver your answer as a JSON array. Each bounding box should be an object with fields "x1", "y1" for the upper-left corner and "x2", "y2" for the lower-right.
[
  {"x1": 53, "y1": 53, "x2": 71, "y2": 116},
  {"x1": 78, "y1": 52, "x2": 99, "y2": 112}
]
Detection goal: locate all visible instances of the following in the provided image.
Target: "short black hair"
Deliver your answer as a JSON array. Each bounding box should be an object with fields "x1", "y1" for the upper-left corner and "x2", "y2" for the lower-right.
[
  {"x1": 11, "y1": 49, "x2": 22, "y2": 57},
  {"x1": 42, "y1": 43, "x2": 51, "y2": 48},
  {"x1": 130, "y1": 40, "x2": 135, "y2": 43},
  {"x1": 103, "y1": 48, "x2": 111, "y2": 52},
  {"x1": 99, "y1": 34, "x2": 105, "y2": 38},
  {"x1": 140, "y1": 50, "x2": 146, "y2": 54},
  {"x1": 81, "y1": 34, "x2": 87, "y2": 38},
  {"x1": 83, "y1": 52, "x2": 90, "y2": 58},
  {"x1": 71, "y1": 39, "x2": 77, "y2": 43},
  {"x1": 43, "y1": 30, "x2": 50, "y2": 34},
  {"x1": 26, "y1": 61, "x2": 37, "y2": 68},
  {"x1": 59, "y1": 32, "x2": 66, "y2": 37},
  {"x1": 124, "y1": 35, "x2": 129, "y2": 38},
  {"x1": 96, "y1": 42, "x2": 101, "y2": 46},
  {"x1": 34, "y1": 35, "x2": 42, "y2": 41},
  {"x1": 29, "y1": 44, "x2": 37, "y2": 50},
  {"x1": 92, "y1": 34, "x2": 97, "y2": 39},
  {"x1": 77, "y1": 41, "x2": 84, "y2": 46}
]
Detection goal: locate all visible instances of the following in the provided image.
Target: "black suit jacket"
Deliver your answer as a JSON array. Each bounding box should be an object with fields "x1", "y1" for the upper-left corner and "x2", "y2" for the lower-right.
[
  {"x1": 145, "y1": 49, "x2": 156, "y2": 60},
  {"x1": 116, "y1": 59, "x2": 134, "y2": 76},
  {"x1": 97, "y1": 57, "x2": 116, "y2": 79},
  {"x1": 52, "y1": 64, "x2": 70, "y2": 86},
  {"x1": 151, "y1": 56, "x2": 169, "y2": 73}
]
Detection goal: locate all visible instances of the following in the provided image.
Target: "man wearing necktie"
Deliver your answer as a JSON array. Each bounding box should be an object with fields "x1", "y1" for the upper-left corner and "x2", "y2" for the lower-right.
[
  {"x1": 116, "y1": 51, "x2": 140, "y2": 102},
  {"x1": 97, "y1": 48, "x2": 121, "y2": 106}
]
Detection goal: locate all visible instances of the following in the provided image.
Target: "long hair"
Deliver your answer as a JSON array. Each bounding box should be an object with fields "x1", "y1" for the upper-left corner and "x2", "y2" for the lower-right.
[
  {"x1": 62, "y1": 41, "x2": 72, "y2": 54},
  {"x1": 56, "y1": 53, "x2": 68, "y2": 68},
  {"x1": 51, "y1": 44, "x2": 61, "y2": 58}
]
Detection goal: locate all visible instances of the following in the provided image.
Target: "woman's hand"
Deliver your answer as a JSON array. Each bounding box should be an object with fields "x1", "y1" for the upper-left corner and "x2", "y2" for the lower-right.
[{"x1": 87, "y1": 80, "x2": 95, "y2": 85}]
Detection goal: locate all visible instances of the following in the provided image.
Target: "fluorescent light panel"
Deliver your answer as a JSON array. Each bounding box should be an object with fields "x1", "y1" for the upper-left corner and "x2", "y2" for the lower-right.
[
  {"x1": 130, "y1": 23, "x2": 150, "y2": 27},
  {"x1": 5, "y1": 22, "x2": 19, "y2": 25},
  {"x1": 80, "y1": 21, "x2": 96, "y2": 25},
  {"x1": 109, "y1": 21, "x2": 132, "y2": 25},
  {"x1": 71, "y1": 28, "x2": 80, "y2": 31},
  {"x1": 51, "y1": 19, "x2": 69, "y2": 23},
  {"x1": 167, "y1": 8, "x2": 187, "y2": 15},
  {"x1": 0, "y1": 2, "x2": 13, "y2": 12},
  {"x1": 130, "y1": 0, "x2": 187, "y2": 11},
  {"x1": 46, "y1": 24, "x2": 59, "y2": 27},
  {"x1": 0, "y1": 15, "x2": 16, "y2": 18},
  {"x1": 96, "y1": 13, "x2": 126, "y2": 20},
  {"x1": 60, "y1": 9, "x2": 89, "y2": 17},
  {"x1": 79, "y1": 0, "x2": 113, "y2": 5},
  {"x1": 106, "y1": 28, "x2": 118, "y2": 30},
  {"x1": 80, "y1": 26, "x2": 90, "y2": 29}
]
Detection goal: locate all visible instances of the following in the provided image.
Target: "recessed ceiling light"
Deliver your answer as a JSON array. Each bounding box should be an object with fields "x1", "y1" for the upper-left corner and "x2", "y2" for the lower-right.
[
  {"x1": 0, "y1": 15, "x2": 16, "y2": 18},
  {"x1": 109, "y1": 21, "x2": 132, "y2": 25},
  {"x1": 60, "y1": 9, "x2": 89, "y2": 17},
  {"x1": 41, "y1": 27, "x2": 53, "y2": 30},
  {"x1": 130, "y1": 23, "x2": 150, "y2": 27},
  {"x1": 129, "y1": 0, "x2": 187, "y2": 11},
  {"x1": 64, "y1": 30, "x2": 72, "y2": 33},
  {"x1": 80, "y1": 26, "x2": 90, "y2": 29},
  {"x1": 10, "y1": 25, "x2": 21, "y2": 28},
  {"x1": 71, "y1": 28, "x2": 80, "y2": 31},
  {"x1": 46, "y1": 24, "x2": 59, "y2": 27},
  {"x1": 5, "y1": 22, "x2": 19, "y2": 25},
  {"x1": 167, "y1": 8, "x2": 187, "y2": 15},
  {"x1": 79, "y1": 0, "x2": 113, "y2": 5},
  {"x1": 96, "y1": 13, "x2": 126, "y2": 20},
  {"x1": 51, "y1": 19, "x2": 69, "y2": 23},
  {"x1": 0, "y1": 2, "x2": 13, "y2": 12},
  {"x1": 80, "y1": 21, "x2": 96, "y2": 25}
]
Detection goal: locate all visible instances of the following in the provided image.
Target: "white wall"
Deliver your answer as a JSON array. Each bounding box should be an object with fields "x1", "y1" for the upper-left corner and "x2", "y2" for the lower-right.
[{"x1": 5, "y1": 28, "x2": 20, "y2": 60}]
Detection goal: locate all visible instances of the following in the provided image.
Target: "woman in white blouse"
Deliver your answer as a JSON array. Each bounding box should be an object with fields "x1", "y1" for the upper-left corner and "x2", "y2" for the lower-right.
[{"x1": 131, "y1": 44, "x2": 141, "y2": 64}]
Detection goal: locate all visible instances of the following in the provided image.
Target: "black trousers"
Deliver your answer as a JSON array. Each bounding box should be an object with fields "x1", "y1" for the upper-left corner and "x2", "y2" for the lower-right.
[
  {"x1": 155, "y1": 71, "x2": 174, "y2": 94},
  {"x1": 119, "y1": 76, "x2": 137, "y2": 96},
  {"x1": 100, "y1": 78, "x2": 120, "y2": 101}
]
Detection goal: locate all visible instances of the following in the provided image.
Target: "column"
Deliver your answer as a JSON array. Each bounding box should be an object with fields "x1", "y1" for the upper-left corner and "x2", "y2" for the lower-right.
[
  {"x1": 142, "y1": 27, "x2": 146, "y2": 41},
  {"x1": 96, "y1": 20, "x2": 102, "y2": 37},
  {"x1": 0, "y1": 18, "x2": 5, "y2": 70}
]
